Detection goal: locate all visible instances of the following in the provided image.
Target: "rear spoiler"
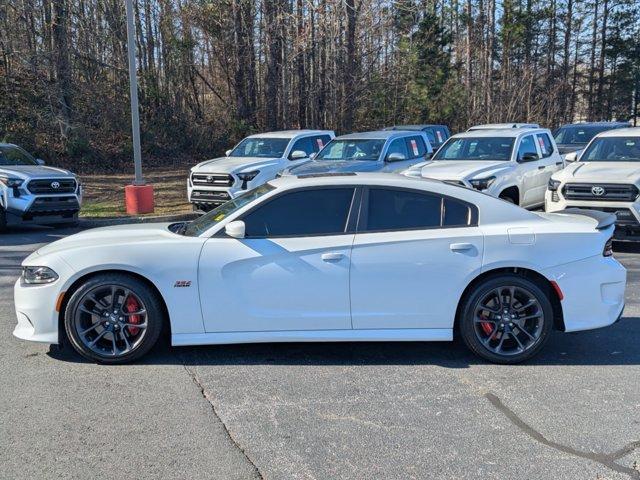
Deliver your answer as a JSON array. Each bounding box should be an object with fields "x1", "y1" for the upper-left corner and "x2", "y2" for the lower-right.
[{"x1": 562, "y1": 208, "x2": 616, "y2": 230}]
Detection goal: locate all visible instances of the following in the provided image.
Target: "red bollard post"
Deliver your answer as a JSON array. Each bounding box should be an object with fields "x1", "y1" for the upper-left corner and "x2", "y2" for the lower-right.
[{"x1": 125, "y1": 184, "x2": 154, "y2": 214}]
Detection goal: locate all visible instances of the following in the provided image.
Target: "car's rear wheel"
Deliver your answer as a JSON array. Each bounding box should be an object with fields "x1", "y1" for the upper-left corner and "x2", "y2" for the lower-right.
[
  {"x1": 64, "y1": 273, "x2": 164, "y2": 364},
  {"x1": 459, "y1": 274, "x2": 553, "y2": 364}
]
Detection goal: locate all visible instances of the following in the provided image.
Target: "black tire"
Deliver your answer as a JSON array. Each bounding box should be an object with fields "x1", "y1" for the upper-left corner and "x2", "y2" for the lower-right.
[
  {"x1": 458, "y1": 274, "x2": 554, "y2": 364},
  {"x1": 64, "y1": 273, "x2": 164, "y2": 364}
]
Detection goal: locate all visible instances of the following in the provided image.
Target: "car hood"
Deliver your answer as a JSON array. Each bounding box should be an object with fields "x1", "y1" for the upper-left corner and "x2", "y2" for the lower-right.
[
  {"x1": 414, "y1": 160, "x2": 510, "y2": 180},
  {"x1": 193, "y1": 156, "x2": 285, "y2": 174},
  {"x1": 553, "y1": 162, "x2": 640, "y2": 183},
  {"x1": 290, "y1": 160, "x2": 382, "y2": 175},
  {"x1": 34, "y1": 223, "x2": 177, "y2": 258},
  {"x1": 0, "y1": 165, "x2": 74, "y2": 180}
]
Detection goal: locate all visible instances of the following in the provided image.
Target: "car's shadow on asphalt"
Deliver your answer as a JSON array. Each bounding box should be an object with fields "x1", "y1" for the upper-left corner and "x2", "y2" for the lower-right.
[{"x1": 48, "y1": 317, "x2": 640, "y2": 368}]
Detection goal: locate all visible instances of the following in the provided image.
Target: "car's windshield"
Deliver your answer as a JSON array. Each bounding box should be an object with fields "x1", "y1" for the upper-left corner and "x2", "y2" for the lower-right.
[
  {"x1": 580, "y1": 137, "x2": 640, "y2": 162},
  {"x1": 0, "y1": 145, "x2": 37, "y2": 166},
  {"x1": 315, "y1": 139, "x2": 385, "y2": 162},
  {"x1": 183, "y1": 184, "x2": 275, "y2": 236},
  {"x1": 433, "y1": 137, "x2": 514, "y2": 161},
  {"x1": 554, "y1": 125, "x2": 614, "y2": 146},
  {"x1": 229, "y1": 138, "x2": 289, "y2": 158}
]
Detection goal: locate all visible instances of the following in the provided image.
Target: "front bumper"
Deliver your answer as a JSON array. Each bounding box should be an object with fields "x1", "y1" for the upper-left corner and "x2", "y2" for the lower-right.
[
  {"x1": 4, "y1": 189, "x2": 81, "y2": 226},
  {"x1": 543, "y1": 255, "x2": 626, "y2": 332},
  {"x1": 545, "y1": 191, "x2": 640, "y2": 239}
]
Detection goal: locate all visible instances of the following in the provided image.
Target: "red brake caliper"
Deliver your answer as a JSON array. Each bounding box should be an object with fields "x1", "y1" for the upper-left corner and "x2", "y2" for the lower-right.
[
  {"x1": 479, "y1": 314, "x2": 494, "y2": 336},
  {"x1": 125, "y1": 295, "x2": 141, "y2": 335}
]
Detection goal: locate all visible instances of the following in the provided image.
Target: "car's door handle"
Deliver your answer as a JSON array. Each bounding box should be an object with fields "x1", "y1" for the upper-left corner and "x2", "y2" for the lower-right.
[
  {"x1": 450, "y1": 243, "x2": 473, "y2": 252},
  {"x1": 321, "y1": 252, "x2": 345, "y2": 262},
  {"x1": 555, "y1": 162, "x2": 563, "y2": 166},
  {"x1": 537, "y1": 165, "x2": 545, "y2": 170}
]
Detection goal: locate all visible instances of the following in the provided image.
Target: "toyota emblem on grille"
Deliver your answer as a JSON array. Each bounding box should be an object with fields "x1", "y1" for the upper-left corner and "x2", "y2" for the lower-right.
[
  {"x1": 591, "y1": 186, "x2": 605, "y2": 196},
  {"x1": 206, "y1": 175, "x2": 214, "y2": 183},
  {"x1": 50, "y1": 181, "x2": 60, "y2": 189}
]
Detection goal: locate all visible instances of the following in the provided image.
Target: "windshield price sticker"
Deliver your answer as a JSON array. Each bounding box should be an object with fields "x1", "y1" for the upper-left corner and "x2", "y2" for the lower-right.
[
  {"x1": 316, "y1": 138, "x2": 324, "y2": 149},
  {"x1": 410, "y1": 139, "x2": 419, "y2": 156},
  {"x1": 436, "y1": 131, "x2": 443, "y2": 142}
]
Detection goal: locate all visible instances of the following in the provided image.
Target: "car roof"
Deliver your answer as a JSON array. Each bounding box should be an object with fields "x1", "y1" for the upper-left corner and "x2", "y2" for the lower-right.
[
  {"x1": 247, "y1": 130, "x2": 334, "y2": 139},
  {"x1": 594, "y1": 127, "x2": 640, "y2": 138},
  {"x1": 558, "y1": 121, "x2": 631, "y2": 128},
  {"x1": 452, "y1": 127, "x2": 549, "y2": 139},
  {"x1": 384, "y1": 125, "x2": 448, "y2": 131},
  {"x1": 336, "y1": 130, "x2": 422, "y2": 140},
  {"x1": 467, "y1": 123, "x2": 539, "y2": 131}
]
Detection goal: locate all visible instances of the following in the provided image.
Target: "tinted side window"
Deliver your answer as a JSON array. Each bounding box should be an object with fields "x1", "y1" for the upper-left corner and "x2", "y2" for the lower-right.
[
  {"x1": 443, "y1": 198, "x2": 471, "y2": 226},
  {"x1": 385, "y1": 138, "x2": 410, "y2": 161},
  {"x1": 365, "y1": 189, "x2": 442, "y2": 231},
  {"x1": 242, "y1": 188, "x2": 355, "y2": 237},
  {"x1": 289, "y1": 137, "x2": 314, "y2": 158},
  {"x1": 405, "y1": 136, "x2": 427, "y2": 159},
  {"x1": 536, "y1": 133, "x2": 554, "y2": 158},
  {"x1": 517, "y1": 135, "x2": 539, "y2": 160}
]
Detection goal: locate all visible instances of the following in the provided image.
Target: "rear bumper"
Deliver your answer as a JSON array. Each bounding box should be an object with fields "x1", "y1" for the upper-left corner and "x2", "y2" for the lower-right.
[{"x1": 542, "y1": 255, "x2": 626, "y2": 332}]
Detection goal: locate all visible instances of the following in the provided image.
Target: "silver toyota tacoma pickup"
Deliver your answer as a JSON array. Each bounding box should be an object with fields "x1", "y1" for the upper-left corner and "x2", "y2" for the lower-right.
[{"x1": 0, "y1": 143, "x2": 82, "y2": 231}]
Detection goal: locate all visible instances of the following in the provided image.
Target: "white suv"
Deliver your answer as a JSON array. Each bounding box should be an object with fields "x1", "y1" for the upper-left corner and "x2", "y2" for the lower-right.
[
  {"x1": 404, "y1": 128, "x2": 564, "y2": 208},
  {"x1": 188, "y1": 130, "x2": 334, "y2": 211},
  {"x1": 546, "y1": 127, "x2": 640, "y2": 239},
  {"x1": 0, "y1": 143, "x2": 82, "y2": 231}
]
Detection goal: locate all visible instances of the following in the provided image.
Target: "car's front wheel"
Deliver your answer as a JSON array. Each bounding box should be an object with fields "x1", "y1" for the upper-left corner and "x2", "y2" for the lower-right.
[
  {"x1": 64, "y1": 273, "x2": 164, "y2": 364},
  {"x1": 459, "y1": 274, "x2": 554, "y2": 364}
]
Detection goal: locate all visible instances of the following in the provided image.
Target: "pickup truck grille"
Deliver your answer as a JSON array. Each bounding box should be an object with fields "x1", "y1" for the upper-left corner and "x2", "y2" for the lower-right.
[
  {"x1": 191, "y1": 173, "x2": 234, "y2": 187},
  {"x1": 190, "y1": 190, "x2": 231, "y2": 202},
  {"x1": 27, "y1": 178, "x2": 77, "y2": 194},
  {"x1": 25, "y1": 196, "x2": 80, "y2": 217},
  {"x1": 562, "y1": 183, "x2": 639, "y2": 202}
]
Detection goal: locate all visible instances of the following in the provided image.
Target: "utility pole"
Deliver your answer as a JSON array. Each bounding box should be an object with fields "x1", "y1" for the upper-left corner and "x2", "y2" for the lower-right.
[{"x1": 123, "y1": 0, "x2": 154, "y2": 214}]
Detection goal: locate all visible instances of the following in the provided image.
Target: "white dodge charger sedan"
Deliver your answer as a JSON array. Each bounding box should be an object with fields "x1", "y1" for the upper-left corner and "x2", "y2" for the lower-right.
[{"x1": 14, "y1": 173, "x2": 625, "y2": 364}]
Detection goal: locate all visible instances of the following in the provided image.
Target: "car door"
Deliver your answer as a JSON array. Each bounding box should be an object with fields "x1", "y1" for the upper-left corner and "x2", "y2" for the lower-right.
[
  {"x1": 516, "y1": 134, "x2": 545, "y2": 207},
  {"x1": 350, "y1": 187, "x2": 483, "y2": 330},
  {"x1": 536, "y1": 131, "x2": 564, "y2": 178},
  {"x1": 198, "y1": 187, "x2": 357, "y2": 333},
  {"x1": 286, "y1": 136, "x2": 315, "y2": 167}
]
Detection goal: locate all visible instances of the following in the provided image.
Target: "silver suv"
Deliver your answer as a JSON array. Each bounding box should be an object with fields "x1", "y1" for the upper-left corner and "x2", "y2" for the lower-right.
[{"x1": 0, "y1": 143, "x2": 82, "y2": 231}]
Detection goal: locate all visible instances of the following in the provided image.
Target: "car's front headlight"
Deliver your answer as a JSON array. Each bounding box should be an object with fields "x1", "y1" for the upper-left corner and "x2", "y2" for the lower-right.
[
  {"x1": 548, "y1": 178, "x2": 561, "y2": 191},
  {"x1": 0, "y1": 176, "x2": 24, "y2": 188},
  {"x1": 237, "y1": 170, "x2": 260, "y2": 189},
  {"x1": 22, "y1": 266, "x2": 59, "y2": 284},
  {"x1": 469, "y1": 176, "x2": 496, "y2": 190}
]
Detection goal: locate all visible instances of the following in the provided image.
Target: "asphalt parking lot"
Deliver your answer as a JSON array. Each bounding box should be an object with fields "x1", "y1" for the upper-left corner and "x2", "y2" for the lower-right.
[{"x1": 1, "y1": 226, "x2": 639, "y2": 480}]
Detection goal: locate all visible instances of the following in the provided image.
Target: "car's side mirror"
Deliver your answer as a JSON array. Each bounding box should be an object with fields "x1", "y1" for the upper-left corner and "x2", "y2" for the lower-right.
[
  {"x1": 289, "y1": 150, "x2": 307, "y2": 160},
  {"x1": 519, "y1": 152, "x2": 539, "y2": 162},
  {"x1": 225, "y1": 220, "x2": 245, "y2": 239},
  {"x1": 386, "y1": 152, "x2": 406, "y2": 162},
  {"x1": 36, "y1": 158, "x2": 45, "y2": 165},
  {"x1": 564, "y1": 151, "x2": 578, "y2": 163},
  {"x1": 225, "y1": 149, "x2": 232, "y2": 157}
]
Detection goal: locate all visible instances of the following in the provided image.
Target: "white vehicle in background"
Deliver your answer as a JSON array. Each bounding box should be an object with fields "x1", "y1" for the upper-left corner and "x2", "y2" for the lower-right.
[
  {"x1": 188, "y1": 130, "x2": 334, "y2": 211},
  {"x1": 546, "y1": 127, "x2": 640, "y2": 240},
  {"x1": 1, "y1": 143, "x2": 82, "y2": 231},
  {"x1": 14, "y1": 173, "x2": 624, "y2": 365},
  {"x1": 404, "y1": 128, "x2": 564, "y2": 208},
  {"x1": 467, "y1": 123, "x2": 540, "y2": 132}
]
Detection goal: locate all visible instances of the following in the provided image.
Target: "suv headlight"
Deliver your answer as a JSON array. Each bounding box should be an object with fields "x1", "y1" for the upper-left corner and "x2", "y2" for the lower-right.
[
  {"x1": 22, "y1": 266, "x2": 59, "y2": 284},
  {"x1": 0, "y1": 176, "x2": 24, "y2": 188},
  {"x1": 469, "y1": 176, "x2": 496, "y2": 190},
  {"x1": 237, "y1": 170, "x2": 260, "y2": 190},
  {"x1": 548, "y1": 178, "x2": 561, "y2": 191}
]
